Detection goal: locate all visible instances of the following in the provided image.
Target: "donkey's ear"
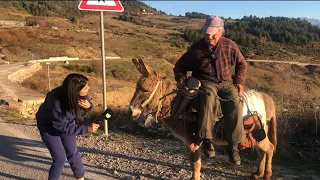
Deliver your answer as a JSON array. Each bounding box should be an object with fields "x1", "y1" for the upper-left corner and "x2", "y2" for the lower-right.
[
  {"x1": 132, "y1": 58, "x2": 144, "y2": 74},
  {"x1": 138, "y1": 58, "x2": 156, "y2": 77}
]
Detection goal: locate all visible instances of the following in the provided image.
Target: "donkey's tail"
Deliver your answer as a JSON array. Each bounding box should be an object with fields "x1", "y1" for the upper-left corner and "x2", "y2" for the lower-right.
[
  {"x1": 268, "y1": 104, "x2": 277, "y2": 154},
  {"x1": 261, "y1": 92, "x2": 277, "y2": 154}
]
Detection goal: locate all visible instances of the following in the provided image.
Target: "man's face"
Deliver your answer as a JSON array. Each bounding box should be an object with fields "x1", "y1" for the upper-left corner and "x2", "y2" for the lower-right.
[{"x1": 204, "y1": 30, "x2": 223, "y2": 47}]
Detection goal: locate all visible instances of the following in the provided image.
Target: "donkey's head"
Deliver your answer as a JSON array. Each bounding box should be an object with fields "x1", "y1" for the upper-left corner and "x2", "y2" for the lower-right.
[{"x1": 129, "y1": 58, "x2": 163, "y2": 127}]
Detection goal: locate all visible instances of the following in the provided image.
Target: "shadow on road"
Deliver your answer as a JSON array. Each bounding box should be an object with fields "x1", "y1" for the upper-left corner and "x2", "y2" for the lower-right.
[
  {"x1": 0, "y1": 134, "x2": 118, "y2": 179},
  {"x1": 0, "y1": 172, "x2": 33, "y2": 180},
  {"x1": 0, "y1": 125, "x2": 249, "y2": 180},
  {"x1": 79, "y1": 145, "x2": 248, "y2": 180}
]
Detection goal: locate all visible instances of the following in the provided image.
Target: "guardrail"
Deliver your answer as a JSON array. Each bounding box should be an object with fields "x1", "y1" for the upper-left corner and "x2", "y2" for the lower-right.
[
  {"x1": 28, "y1": 57, "x2": 79, "y2": 63},
  {"x1": 28, "y1": 56, "x2": 121, "y2": 63}
]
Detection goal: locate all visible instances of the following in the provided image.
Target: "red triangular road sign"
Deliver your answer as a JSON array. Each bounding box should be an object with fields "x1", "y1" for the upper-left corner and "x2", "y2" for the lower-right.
[{"x1": 78, "y1": 0, "x2": 124, "y2": 12}]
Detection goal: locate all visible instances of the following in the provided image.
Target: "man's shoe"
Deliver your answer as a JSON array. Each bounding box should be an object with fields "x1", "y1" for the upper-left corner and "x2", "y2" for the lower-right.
[
  {"x1": 228, "y1": 147, "x2": 241, "y2": 165},
  {"x1": 202, "y1": 139, "x2": 215, "y2": 158}
]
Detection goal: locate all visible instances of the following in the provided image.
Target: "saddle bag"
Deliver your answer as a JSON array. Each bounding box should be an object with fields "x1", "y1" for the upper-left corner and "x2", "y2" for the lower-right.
[{"x1": 238, "y1": 114, "x2": 266, "y2": 150}]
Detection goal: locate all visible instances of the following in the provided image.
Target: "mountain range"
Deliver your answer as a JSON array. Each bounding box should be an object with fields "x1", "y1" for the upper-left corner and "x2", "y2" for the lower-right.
[{"x1": 300, "y1": 17, "x2": 320, "y2": 26}]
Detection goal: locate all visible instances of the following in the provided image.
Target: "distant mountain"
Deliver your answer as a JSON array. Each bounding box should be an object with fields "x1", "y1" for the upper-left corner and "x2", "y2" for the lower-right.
[{"x1": 300, "y1": 17, "x2": 320, "y2": 26}]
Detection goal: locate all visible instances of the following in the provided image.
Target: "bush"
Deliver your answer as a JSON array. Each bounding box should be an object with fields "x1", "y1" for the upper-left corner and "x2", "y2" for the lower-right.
[
  {"x1": 0, "y1": 30, "x2": 29, "y2": 46},
  {"x1": 117, "y1": 14, "x2": 134, "y2": 22},
  {"x1": 182, "y1": 28, "x2": 202, "y2": 43},
  {"x1": 63, "y1": 64, "x2": 95, "y2": 73},
  {"x1": 169, "y1": 37, "x2": 186, "y2": 48},
  {"x1": 25, "y1": 17, "x2": 47, "y2": 27},
  {"x1": 69, "y1": 16, "x2": 77, "y2": 23}
]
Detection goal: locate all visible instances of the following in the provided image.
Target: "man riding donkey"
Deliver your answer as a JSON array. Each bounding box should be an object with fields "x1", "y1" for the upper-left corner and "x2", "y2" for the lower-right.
[{"x1": 174, "y1": 16, "x2": 247, "y2": 165}]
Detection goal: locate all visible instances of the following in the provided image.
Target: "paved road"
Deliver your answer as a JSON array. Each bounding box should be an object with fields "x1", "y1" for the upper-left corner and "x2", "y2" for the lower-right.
[
  {"x1": 0, "y1": 118, "x2": 117, "y2": 180},
  {"x1": 0, "y1": 62, "x2": 26, "y2": 72}
]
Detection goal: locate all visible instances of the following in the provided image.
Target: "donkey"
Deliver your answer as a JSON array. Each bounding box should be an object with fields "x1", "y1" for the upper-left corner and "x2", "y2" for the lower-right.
[{"x1": 129, "y1": 58, "x2": 277, "y2": 180}]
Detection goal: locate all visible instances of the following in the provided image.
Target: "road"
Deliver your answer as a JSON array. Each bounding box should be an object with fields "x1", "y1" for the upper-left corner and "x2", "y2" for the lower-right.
[{"x1": 0, "y1": 117, "x2": 117, "y2": 180}]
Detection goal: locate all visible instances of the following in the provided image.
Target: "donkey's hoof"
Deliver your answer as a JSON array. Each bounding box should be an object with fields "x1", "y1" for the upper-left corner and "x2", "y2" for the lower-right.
[
  {"x1": 251, "y1": 173, "x2": 263, "y2": 180},
  {"x1": 190, "y1": 176, "x2": 200, "y2": 180},
  {"x1": 263, "y1": 173, "x2": 272, "y2": 180},
  {"x1": 262, "y1": 170, "x2": 272, "y2": 180},
  {"x1": 204, "y1": 149, "x2": 216, "y2": 158},
  {"x1": 263, "y1": 177, "x2": 271, "y2": 180},
  {"x1": 252, "y1": 175, "x2": 259, "y2": 180}
]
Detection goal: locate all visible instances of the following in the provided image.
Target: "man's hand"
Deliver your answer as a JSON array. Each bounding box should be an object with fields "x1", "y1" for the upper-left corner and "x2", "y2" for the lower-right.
[
  {"x1": 235, "y1": 84, "x2": 244, "y2": 95},
  {"x1": 79, "y1": 99, "x2": 91, "y2": 109},
  {"x1": 176, "y1": 80, "x2": 185, "y2": 90},
  {"x1": 88, "y1": 123, "x2": 100, "y2": 133}
]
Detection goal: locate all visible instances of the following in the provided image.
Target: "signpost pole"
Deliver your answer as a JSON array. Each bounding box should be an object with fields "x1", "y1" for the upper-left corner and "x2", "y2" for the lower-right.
[
  {"x1": 78, "y1": 0, "x2": 124, "y2": 138},
  {"x1": 100, "y1": 11, "x2": 108, "y2": 137}
]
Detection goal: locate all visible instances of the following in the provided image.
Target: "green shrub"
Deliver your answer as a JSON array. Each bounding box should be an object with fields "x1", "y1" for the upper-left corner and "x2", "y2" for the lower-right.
[
  {"x1": 63, "y1": 64, "x2": 95, "y2": 73},
  {"x1": 182, "y1": 28, "x2": 202, "y2": 43}
]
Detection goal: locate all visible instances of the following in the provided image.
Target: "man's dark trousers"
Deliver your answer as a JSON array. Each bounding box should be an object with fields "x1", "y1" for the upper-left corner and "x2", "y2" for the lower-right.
[{"x1": 197, "y1": 80, "x2": 245, "y2": 146}]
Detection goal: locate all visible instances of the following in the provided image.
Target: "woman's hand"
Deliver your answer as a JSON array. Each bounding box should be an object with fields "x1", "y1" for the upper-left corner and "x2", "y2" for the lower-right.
[
  {"x1": 88, "y1": 123, "x2": 100, "y2": 133},
  {"x1": 79, "y1": 99, "x2": 91, "y2": 109}
]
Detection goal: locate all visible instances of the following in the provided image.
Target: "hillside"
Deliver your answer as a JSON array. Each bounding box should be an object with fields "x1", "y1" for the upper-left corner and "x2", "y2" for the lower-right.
[
  {"x1": 0, "y1": 1, "x2": 189, "y2": 62},
  {"x1": 0, "y1": 1, "x2": 163, "y2": 19},
  {"x1": 1, "y1": 1, "x2": 320, "y2": 63}
]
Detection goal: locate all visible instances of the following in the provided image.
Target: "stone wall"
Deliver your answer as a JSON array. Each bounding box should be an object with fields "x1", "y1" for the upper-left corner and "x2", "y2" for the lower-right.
[
  {"x1": 1, "y1": 63, "x2": 44, "y2": 116},
  {"x1": 8, "y1": 63, "x2": 42, "y2": 83}
]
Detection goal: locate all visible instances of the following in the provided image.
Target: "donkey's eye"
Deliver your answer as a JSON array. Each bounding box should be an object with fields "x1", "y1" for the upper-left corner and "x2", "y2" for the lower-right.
[
  {"x1": 141, "y1": 88, "x2": 148, "y2": 93},
  {"x1": 138, "y1": 84, "x2": 148, "y2": 92}
]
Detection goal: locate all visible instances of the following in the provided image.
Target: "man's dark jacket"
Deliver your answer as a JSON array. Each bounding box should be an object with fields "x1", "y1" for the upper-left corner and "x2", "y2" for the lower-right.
[{"x1": 174, "y1": 37, "x2": 247, "y2": 85}]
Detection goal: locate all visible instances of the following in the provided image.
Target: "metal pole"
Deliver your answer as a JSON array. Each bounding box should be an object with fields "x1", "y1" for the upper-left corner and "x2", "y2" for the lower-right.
[
  {"x1": 315, "y1": 110, "x2": 318, "y2": 139},
  {"x1": 46, "y1": 63, "x2": 51, "y2": 91},
  {"x1": 100, "y1": 11, "x2": 108, "y2": 137}
]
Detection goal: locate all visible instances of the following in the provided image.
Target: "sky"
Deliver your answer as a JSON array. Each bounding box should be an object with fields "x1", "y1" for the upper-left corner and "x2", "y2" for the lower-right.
[{"x1": 142, "y1": 1, "x2": 320, "y2": 20}]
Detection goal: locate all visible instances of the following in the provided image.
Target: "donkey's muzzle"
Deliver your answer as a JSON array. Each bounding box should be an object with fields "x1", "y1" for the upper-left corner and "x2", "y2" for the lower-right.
[{"x1": 130, "y1": 105, "x2": 142, "y2": 120}]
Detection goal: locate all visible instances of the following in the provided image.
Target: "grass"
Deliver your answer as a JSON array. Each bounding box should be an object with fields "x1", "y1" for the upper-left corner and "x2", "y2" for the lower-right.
[{"x1": 0, "y1": 106, "x2": 34, "y2": 124}]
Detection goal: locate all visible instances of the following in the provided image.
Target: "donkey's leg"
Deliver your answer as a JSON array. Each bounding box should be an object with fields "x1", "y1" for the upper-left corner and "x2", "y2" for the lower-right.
[
  {"x1": 188, "y1": 142, "x2": 201, "y2": 180},
  {"x1": 165, "y1": 118, "x2": 202, "y2": 179},
  {"x1": 264, "y1": 141, "x2": 274, "y2": 180},
  {"x1": 256, "y1": 138, "x2": 274, "y2": 180},
  {"x1": 253, "y1": 146, "x2": 266, "y2": 179}
]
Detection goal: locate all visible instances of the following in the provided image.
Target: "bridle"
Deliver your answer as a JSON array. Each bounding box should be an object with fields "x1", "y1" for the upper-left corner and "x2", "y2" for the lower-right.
[{"x1": 140, "y1": 79, "x2": 163, "y2": 123}]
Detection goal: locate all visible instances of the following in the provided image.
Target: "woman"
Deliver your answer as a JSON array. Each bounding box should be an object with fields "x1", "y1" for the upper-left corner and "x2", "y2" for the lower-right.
[{"x1": 36, "y1": 73, "x2": 100, "y2": 180}]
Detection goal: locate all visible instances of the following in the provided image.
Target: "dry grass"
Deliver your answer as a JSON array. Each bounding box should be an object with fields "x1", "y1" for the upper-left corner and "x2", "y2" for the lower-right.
[
  {"x1": 1, "y1": 13, "x2": 188, "y2": 62},
  {"x1": 246, "y1": 62, "x2": 320, "y2": 151},
  {"x1": 0, "y1": 106, "x2": 34, "y2": 124}
]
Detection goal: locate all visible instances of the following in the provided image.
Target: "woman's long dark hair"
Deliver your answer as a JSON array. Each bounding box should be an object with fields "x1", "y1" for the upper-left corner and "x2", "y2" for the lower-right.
[{"x1": 55, "y1": 73, "x2": 88, "y2": 118}]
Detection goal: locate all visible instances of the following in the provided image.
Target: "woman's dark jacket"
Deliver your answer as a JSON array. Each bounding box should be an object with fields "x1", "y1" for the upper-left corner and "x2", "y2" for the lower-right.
[{"x1": 36, "y1": 89, "x2": 92, "y2": 136}]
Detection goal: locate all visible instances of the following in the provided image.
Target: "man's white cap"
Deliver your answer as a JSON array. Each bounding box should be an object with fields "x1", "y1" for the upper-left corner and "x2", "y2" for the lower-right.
[{"x1": 202, "y1": 16, "x2": 224, "y2": 35}]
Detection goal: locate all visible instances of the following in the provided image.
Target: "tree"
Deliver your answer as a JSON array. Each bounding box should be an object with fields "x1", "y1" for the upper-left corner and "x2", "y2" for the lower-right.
[{"x1": 69, "y1": 16, "x2": 77, "y2": 23}]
